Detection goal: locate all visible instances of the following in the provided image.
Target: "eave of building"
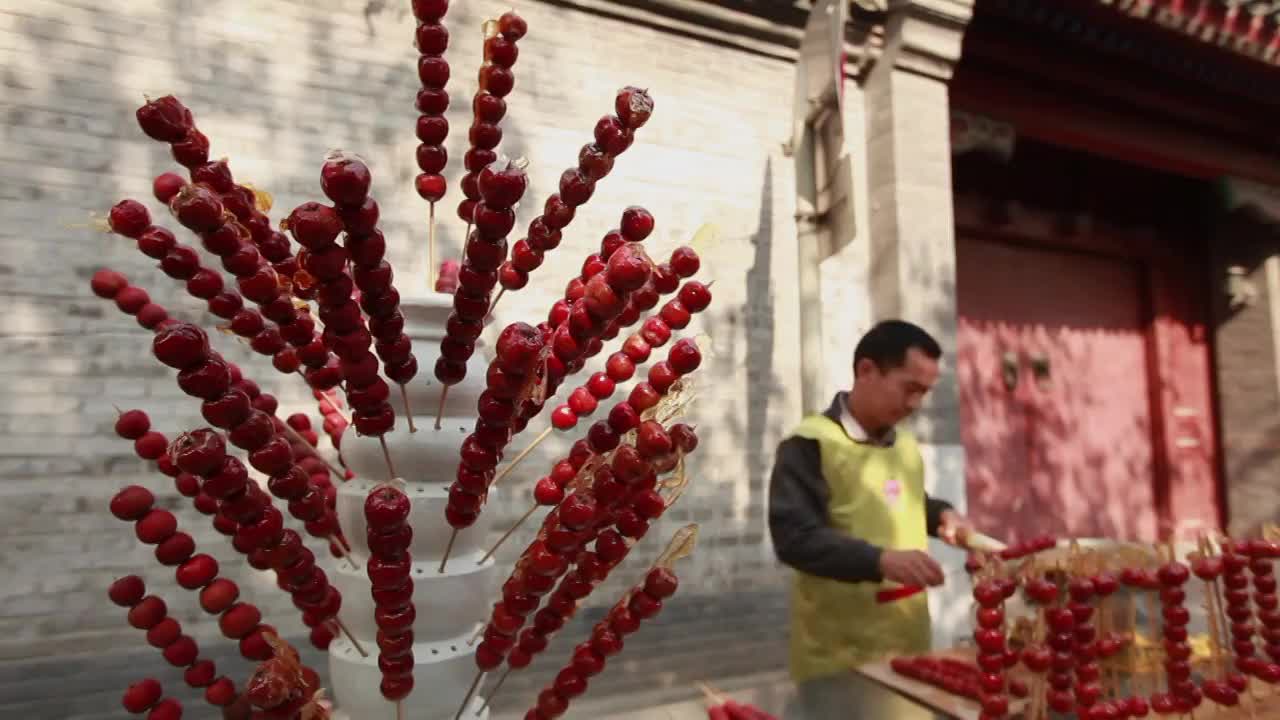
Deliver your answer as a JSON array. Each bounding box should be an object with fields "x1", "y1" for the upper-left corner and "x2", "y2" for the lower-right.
[{"x1": 1094, "y1": 0, "x2": 1280, "y2": 69}]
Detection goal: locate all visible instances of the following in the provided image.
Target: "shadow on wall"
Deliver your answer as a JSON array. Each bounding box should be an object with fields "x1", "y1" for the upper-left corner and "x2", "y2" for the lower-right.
[{"x1": 682, "y1": 157, "x2": 782, "y2": 585}]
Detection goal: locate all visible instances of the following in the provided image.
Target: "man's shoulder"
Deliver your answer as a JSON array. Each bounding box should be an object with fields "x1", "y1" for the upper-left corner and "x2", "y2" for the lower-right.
[
  {"x1": 789, "y1": 413, "x2": 844, "y2": 441},
  {"x1": 774, "y1": 433, "x2": 821, "y2": 469}
]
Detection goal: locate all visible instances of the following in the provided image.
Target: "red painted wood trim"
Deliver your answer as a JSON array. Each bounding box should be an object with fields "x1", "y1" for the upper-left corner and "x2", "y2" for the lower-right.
[{"x1": 950, "y1": 76, "x2": 1280, "y2": 187}]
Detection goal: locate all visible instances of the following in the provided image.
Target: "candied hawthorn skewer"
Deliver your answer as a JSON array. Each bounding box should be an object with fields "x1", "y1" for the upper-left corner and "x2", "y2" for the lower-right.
[
  {"x1": 121, "y1": 677, "x2": 184, "y2": 719},
  {"x1": 435, "y1": 159, "x2": 529, "y2": 433},
  {"x1": 456, "y1": 12, "x2": 526, "y2": 233},
  {"x1": 91, "y1": 267, "x2": 343, "y2": 489},
  {"x1": 1062, "y1": 575, "x2": 1117, "y2": 717},
  {"x1": 522, "y1": 338, "x2": 702, "y2": 516},
  {"x1": 548, "y1": 274, "x2": 709, "y2": 429},
  {"x1": 92, "y1": 273, "x2": 352, "y2": 553},
  {"x1": 491, "y1": 245, "x2": 704, "y2": 483},
  {"x1": 365, "y1": 485, "x2": 417, "y2": 714},
  {"x1": 890, "y1": 656, "x2": 987, "y2": 702},
  {"x1": 286, "y1": 200, "x2": 399, "y2": 474},
  {"x1": 1241, "y1": 540, "x2": 1280, "y2": 682},
  {"x1": 160, "y1": 179, "x2": 341, "y2": 392},
  {"x1": 479, "y1": 430, "x2": 697, "y2": 701},
  {"x1": 443, "y1": 247, "x2": 661, "y2": 569},
  {"x1": 107, "y1": 473, "x2": 337, "y2": 658},
  {"x1": 284, "y1": 414, "x2": 351, "y2": 565},
  {"x1": 495, "y1": 525, "x2": 698, "y2": 720},
  {"x1": 473, "y1": 416, "x2": 697, "y2": 683},
  {"x1": 1149, "y1": 552, "x2": 1203, "y2": 713},
  {"x1": 315, "y1": 388, "x2": 354, "y2": 478},
  {"x1": 108, "y1": 574, "x2": 240, "y2": 711},
  {"x1": 1249, "y1": 539, "x2": 1280, "y2": 670},
  {"x1": 137, "y1": 99, "x2": 337, "y2": 387},
  {"x1": 515, "y1": 234, "x2": 661, "y2": 429},
  {"x1": 444, "y1": 227, "x2": 660, "y2": 548},
  {"x1": 136, "y1": 97, "x2": 302, "y2": 299},
  {"x1": 1218, "y1": 540, "x2": 1262, "y2": 683},
  {"x1": 489, "y1": 86, "x2": 654, "y2": 316},
  {"x1": 969, "y1": 575, "x2": 1017, "y2": 720},
  {"x1": 106, "y1": 200, "x2": 345, "y2": 411},
  {"x1": 320, "y1": 152, "x2": 421, "y2": 432},
  {"x1": 1190, "y1": 544, "x2": 1248, "y2": 709},
  {"x1": 92, "y1": 286, "x2": 358, "y2": 650},
  {"x1": 112, "y1": 410, "x2": 357, "y2": 653},
  {"x1": 440, "y1": 319, "x2": 547, "y2": 571},
  {"x1": 411, "y1": 0, "x2": 453, "y2": 285},
  {"x1": 243, "y1": 632, "x2": 327, "y2": 720}
]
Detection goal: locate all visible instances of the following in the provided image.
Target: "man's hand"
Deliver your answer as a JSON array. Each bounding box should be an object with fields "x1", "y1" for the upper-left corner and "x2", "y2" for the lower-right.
[
  {"x1": 879, "y1": 549, "x2": 944, "y2": 587},
  {"x1": 938, "y1": 509, "x2": 975, "y2": 547}
]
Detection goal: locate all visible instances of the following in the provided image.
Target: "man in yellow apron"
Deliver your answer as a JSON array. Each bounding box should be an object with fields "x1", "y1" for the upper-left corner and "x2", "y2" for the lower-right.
[{"x1": 769, "y1": 320, "x2": 971, "y2": 718}]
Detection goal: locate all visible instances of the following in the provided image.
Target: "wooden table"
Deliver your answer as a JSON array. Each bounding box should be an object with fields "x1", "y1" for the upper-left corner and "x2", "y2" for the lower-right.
[{"x1": 854, "y1": 650, "x2": 1029, "y2": 720}]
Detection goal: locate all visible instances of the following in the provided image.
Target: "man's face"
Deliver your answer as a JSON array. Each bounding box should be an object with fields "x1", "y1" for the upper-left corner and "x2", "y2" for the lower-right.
[{"x1": 855, "y1": 348, "x2": 940, "y2": 428}]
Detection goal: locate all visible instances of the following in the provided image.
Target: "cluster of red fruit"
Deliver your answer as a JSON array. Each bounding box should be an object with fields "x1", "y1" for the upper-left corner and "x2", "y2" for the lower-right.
[
  {"x1": 436, "y1": 160, "x2": 530, "y2": 390},
  {"x1": 534, "y1": 338, "x2": 702, "y2": 508},
  {"x1": 968, "y1": 577, "x2": 1021, "y2": 719},
  {"x1": 154, "y1": 321, "x2": 342, "y2": 539},
  {"x1": 548, "y1": 256, "x2": 708, "y2": 431},
  {"x1": 109, "y1": 574, "x2": 239, "y2": 712},
  {"x1": 95, "y1": 287, "x2": 350, "y2": 640},
  {"x1": 313, "y1": 389, "x2": 350, "y2": 466},
  {"x1": 455, "y1": 11, "x2": 526, "y2": 224},
  {"x1": 521, "y1": 566, "x2": 680, "y2": 719},
  {"x1": 447, "y1": 208, "x2": 672, "y2": 530},
  {"x1": 476, "y1": 415, "x2": 699, "y2": 679},
  {"x1": 323, "y1": 153, "x2": 419, "y2": 391},
  {"x1": 121, "y1": 677, "x2": 184, "y2": 720},
  {"x1": 500, "y1": 425, "x2": 693, "y2": 680},
  {"x1": 138, "y1": 97, "x2": 302, "y2": 298},
  {"x1": 411, "y1": 0, "x2": 454, "y2": 204},
  {"x1": 284, "y1": 413, "x2": 348, "y2": 562},
  {"x1": 997, "y1": 534, "x2": 1058, "y2": 561},
  {"x1": 496, "y1": 86, "x2": 654, "y2": 293},
  {"x1": 363, "y1": 485, "x2": 418, "y2": 702},
  {"x1": 489, "y1": 211, "x2": 661, "y2": 408},
  {"x1": 117, "y1": 408, "x2": 340, "y2": 652},
  {"x1": 889, "y1": 655, "x2": 1029, "y2": 705},
  {"x1": 284, "y1": 156, "x2": 409, "y2": 438},
  {"x1": 93, "y1": 271, "x2": 342, "y2": 538},
  {"x1": 1197, "y1": 541, "x2": 1280, "y2": 689},
  {"x1": 944, "y1": 541, "x2": 1280, "y2": 720},
  {"x1": 243, "y1": 636, "x2": 324, "y2": 718},
  {"x1": 1017, "y1": 573, "x2": 1128, "y2": 718},
  {"x1": 705, "y1": 698, "x2": 778, "y2": 720},
  {"x1": 133, "y1": 96, "x2": 341, "y2": 392},
  {"x1": 107, "y1": 196, "x2": 280, "y2": 359}
]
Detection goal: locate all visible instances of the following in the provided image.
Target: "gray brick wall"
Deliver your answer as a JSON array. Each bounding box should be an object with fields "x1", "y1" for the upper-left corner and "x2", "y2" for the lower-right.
[
  {"x1": 0, "y1": 0, "x2": 804, "y2": 715},
  {"x1": 1210, "y1": 205, "x2": 1280, "y2": 537}
]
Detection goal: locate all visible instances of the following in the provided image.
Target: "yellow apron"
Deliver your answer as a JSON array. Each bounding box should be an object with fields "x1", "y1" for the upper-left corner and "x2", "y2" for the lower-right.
[{"x1": 787, "y1": 414, "x2": 932, "y2": 683}]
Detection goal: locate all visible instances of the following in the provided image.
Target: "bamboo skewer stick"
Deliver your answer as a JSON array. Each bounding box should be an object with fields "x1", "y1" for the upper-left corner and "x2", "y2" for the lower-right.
[
  {"x1": 378, "y1": 436, "x2": 398, "y2": 481},
  {"x1": 478, "y1": 504, "x2": 539, "y2": 564},
  {"x1": 453, "y1": 670, "x2": 484, "y2": 720},
  {"x1": 490, "y1": 426, "x2": 553, "y2": 488}
]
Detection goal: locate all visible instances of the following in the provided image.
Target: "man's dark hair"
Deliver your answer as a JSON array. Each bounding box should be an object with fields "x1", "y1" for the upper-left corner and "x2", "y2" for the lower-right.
[{"x1": 853, "y1": 320, "x2": 942, "y2": 373}]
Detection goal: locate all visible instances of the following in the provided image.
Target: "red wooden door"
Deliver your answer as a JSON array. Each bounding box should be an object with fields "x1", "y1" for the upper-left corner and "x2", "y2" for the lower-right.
[{"x1": 957, "y1": 235, "x2": 1161, "y2": 542}]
